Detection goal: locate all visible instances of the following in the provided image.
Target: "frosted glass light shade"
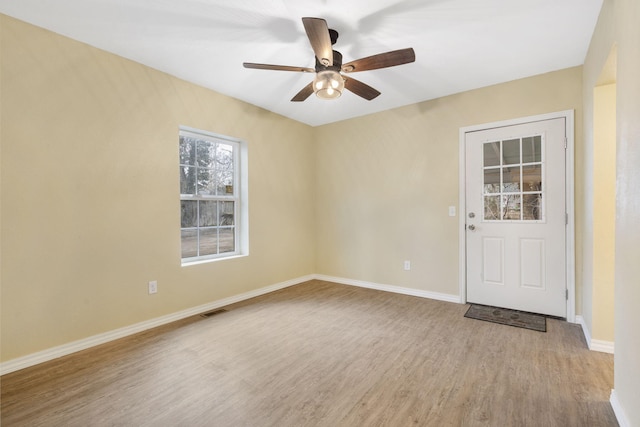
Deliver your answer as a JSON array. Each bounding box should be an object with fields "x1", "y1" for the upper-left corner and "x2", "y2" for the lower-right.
[{"x1": 313, "y1": 70, "x2": 344, "y2": 99}]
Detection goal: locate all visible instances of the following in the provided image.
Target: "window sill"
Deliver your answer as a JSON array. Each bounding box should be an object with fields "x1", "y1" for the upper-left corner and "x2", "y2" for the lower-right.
[{"x1": 181, "y1": 253, "x2": 248, "y2": 267}]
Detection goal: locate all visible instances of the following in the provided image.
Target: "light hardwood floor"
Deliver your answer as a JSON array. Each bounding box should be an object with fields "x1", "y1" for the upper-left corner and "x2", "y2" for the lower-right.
[{"x1": 1, "y1": 280, "x2": 617, "y2": 426}]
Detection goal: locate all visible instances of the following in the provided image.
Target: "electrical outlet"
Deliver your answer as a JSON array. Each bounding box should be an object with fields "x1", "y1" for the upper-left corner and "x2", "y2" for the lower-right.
[
  {"x1": 404, "y1": 260, "x2": 411, "y2": 271},
  {"x1": 148, "y1": 280, "x2": 158, "y2": 294},
  {"x1": 449, "y1": 206, "x2": 456, "y2": 217}
]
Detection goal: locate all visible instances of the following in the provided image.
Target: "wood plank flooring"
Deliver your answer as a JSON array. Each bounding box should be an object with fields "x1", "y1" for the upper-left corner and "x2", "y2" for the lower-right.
[{"x1": 1, "y1": 280, "x2": 617, "y2": 426}]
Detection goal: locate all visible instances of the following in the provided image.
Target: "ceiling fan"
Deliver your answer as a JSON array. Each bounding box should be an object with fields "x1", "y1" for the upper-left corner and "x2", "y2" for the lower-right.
[{"x1": 243, "y1": 17, "x2": 416, "y2": 102}]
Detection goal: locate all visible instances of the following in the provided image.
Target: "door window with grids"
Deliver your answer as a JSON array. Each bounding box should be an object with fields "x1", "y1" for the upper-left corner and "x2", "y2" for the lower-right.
[
  {"x1": 179, "y1": 128, "x2": 240, "y2": 262},
  {"x1": 483, "y1": 135, "x2": 544, "y2": 221}
]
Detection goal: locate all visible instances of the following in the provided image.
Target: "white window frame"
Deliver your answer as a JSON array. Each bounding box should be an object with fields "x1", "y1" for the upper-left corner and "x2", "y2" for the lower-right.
[{"x1": 179, "y1": 126, "x2": 248, "y2": 266}]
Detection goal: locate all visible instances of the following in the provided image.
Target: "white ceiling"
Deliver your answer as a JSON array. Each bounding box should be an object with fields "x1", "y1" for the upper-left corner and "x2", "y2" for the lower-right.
[{"x1": 1, "y1": 0, "x2": 603, "y2": 126}]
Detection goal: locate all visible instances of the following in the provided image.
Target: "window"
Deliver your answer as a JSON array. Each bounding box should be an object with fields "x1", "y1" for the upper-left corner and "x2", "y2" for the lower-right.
[
  {"x1": 482, "y1": 135, "x2": 544, "y2": 221},
  {"x1": 179, "y1": 127, "x2": 245, "y2": 263}
]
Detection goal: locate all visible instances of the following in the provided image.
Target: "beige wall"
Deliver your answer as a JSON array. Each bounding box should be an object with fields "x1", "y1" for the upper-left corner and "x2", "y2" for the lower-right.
[
  {"x1": 583, "y1": 0, "x2": 640, "y2": 424},
  {"x1": 315, "y1": 68, "x2": 583, "y2": 298},
  {"x1": 0, "y1": 15, "x2": 316, "y2": 361},
  {"x1": 591, "y1": 83, "x2": 616, "y2": 342},
  {"x1": 1, "y1": 16, "x2": 585, "y2": 362}
]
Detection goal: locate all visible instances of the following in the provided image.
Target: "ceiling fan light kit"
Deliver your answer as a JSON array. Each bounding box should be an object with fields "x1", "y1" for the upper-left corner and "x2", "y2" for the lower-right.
[
  {"x1": 314, "y1": 70, "x2": 344, "y2": 99},
  {"x1": 243, "y1": 17, "x2": 415, "y2": 102}
]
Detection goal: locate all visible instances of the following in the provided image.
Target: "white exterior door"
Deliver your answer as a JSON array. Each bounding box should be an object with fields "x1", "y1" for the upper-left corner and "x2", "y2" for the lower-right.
[{"x1": 465, "y1": 118, "x2": 567, "y2": 317}]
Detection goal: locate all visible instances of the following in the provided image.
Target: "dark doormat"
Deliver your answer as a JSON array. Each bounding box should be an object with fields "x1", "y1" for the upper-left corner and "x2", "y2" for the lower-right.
[{"x1": 464, "y1": 304, "x2": 547, "y2": 332}]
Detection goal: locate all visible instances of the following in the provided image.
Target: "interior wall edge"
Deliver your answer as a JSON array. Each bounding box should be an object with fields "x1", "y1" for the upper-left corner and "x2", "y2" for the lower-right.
[{"x1": 575, "y1": 315, "x2": 615, "y2": 354}]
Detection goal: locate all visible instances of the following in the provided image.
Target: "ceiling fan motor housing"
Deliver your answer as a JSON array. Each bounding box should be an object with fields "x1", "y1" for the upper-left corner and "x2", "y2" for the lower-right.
[{"x1": 315, "y1": 50, "x2": 342, "y2": 72}]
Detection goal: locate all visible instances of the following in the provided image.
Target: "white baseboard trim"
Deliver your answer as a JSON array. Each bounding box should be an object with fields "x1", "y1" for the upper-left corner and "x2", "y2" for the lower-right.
[
  {"x1": 575, "y1": 315, "x2": 592, "y2": 347},
  {"x1": 610, "y1": 389, "x2": 631, "y2": 427},
  {"x1": 313, "y1": 274, "x2": 462, "y2": 304},
  {"x1": 0, "y1": 275, "x2": 315, "y2": 376},
  {"x1": 575, "y1": 315, "x2": 615, "y2": 354},
  {"x1": 590, "y1": 339, "x2": 615, "y2": 354}
]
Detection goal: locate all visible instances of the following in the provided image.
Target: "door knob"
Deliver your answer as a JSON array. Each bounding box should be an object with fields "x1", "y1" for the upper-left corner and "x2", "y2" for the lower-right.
[
  {"x1": 468, "y1": 212, "x2": 475, "y2": 218},
  {"x1": 468, "y1": 224, "x2": 476, "y2": 231}
]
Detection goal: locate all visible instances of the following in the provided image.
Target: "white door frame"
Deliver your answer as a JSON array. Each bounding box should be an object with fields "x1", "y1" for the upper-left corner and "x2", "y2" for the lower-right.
[{"x1": 458, "y1": 110, "x2": 576, "y2": 323}]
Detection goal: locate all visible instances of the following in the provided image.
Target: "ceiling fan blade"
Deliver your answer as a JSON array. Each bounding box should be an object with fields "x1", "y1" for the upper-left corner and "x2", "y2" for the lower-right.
[
  {"x1": 342, "y1": 48, "x2": 415, "y2": 73},
  {"x1": 302, "y1": 17, "x2": 333, "y2": 66},
  {"x1": 291, "y1": 82, "x2": 315, "y2": 102},
  {"x1": 243, "y1": 63, "x2": 315, "y2": 73},
  {"x1": 344, "y1": 77, "x2": 381, "y2": 101}
]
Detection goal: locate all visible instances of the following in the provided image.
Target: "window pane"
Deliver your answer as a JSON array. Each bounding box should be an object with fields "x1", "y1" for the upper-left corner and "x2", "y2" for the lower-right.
[
  {"x1": 199, "y1": 228, "x2": 218, "y2": 256},
  {"x1": 216, "y1": 144, "x2": 234, "y2": 195},
  {"x1": 484, "y1": 196, "x2": 501, "y2": 220},
  {"x1": 181, "y1": 200, "x2": 197, "y2": 227},
  {"x1": 219, "y1": 201, "x2": 234, "y2": 225},
  {"x1": 180, "y1": 166, "x2": 196, "y2": 195},
  {"x1": 197, "y1": 168, "x2": 216, "y2": 195},
  {"x1": 217, "y1": 144, "x2": 234, "y2": 166},
  {"x1": 179, "y1": 137, "x2": 196, "y2": 165},
  {"x1": 181, "y1": 229, "x2": 198, "y2": 258},
  {"x1": 483, "y1": 142, "x2": 500, "y2": 167},
  {"x1": 522, "y1": 136, "x2": 542, "y2": 163},
  {"x1": 502, "y1": 166, "x2": 521, "y2": 192},
  {"x1": 483, "y1": 168, "x2": 501, "y2": 194},
  {"x1": 523, "y1": 194, "x2": 542, "y2": 220},
  {"x1": 502, "y1": 138, "x2": 520, "y2": 165},
  {"x1": 503, "y1": 194, "x2": 521, "y2": 220},
  {"x1": 219, "y1": 228, "x2": 235, "y2": 253},
  {"x1": 522, "y1": 165, "x2": 542, "y2": 191},
  {"x1": 217, "y1": 175, "x2": 234, "y2": 196},
  {"x1": 197, "y1": 140, "x2": 216, "y2": 168},
  {"x1": 199, "y1": 201, "x2": 218, "y2": 226}
]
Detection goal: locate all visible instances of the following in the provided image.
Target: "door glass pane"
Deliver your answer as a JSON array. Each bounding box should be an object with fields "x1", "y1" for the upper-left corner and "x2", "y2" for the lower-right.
[
  {"x1": 502, "y1": 166, "x2": 521, "y2": 192},
  {"x1": 502, "y1": 139, "x2": 520, "y2": 165},
  {"x1": 483, "y1": 168, "x2": 501, "y2": 193},
  {"x1": 483, "y1": 141, "x2": 500, "y2": 167},
  {"x1": 522, "y1": 165, "x2": 542, "y2": 191},
  {"x1": 522, "y1": 136, "x2": 542, "y2": 163},
  {"x1": 502, "y1": 194, "x2": 521, "y2": 220},
  {"x1": 523, "y1": 194, "x2": 542, "y2": 220},
  {"x1": 479, "y1": 134, "x2": 544, "y2": 222},
  {"x1": 484, "y1": 196, "x2": 501, "y2": 220}
]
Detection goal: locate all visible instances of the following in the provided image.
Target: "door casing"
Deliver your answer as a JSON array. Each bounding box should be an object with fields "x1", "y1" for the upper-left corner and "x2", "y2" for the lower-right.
[{"x1": 458, "y1": 110, "x2": 575, "y2": 322}]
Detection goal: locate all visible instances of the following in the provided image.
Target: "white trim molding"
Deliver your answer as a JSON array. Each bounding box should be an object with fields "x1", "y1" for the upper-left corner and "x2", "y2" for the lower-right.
[
  {"x1": 575, "y1": 315, "x2": 615, "y2": 354},
  {"x1": 0, "y1": 275, "x2": 315, "y2": 375},
  {"x1": 314, "y1": 274, "x2": 461, "y2": 304},
  {"x1": 1, "y1": 275, "x2": 461, "y2": 375},
  {"x1": 458, "y1": 110, "x2": 576, "y2": 323},
  {"x1": 610, "y1": 389, "x2": 631, "y2": 427}
]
